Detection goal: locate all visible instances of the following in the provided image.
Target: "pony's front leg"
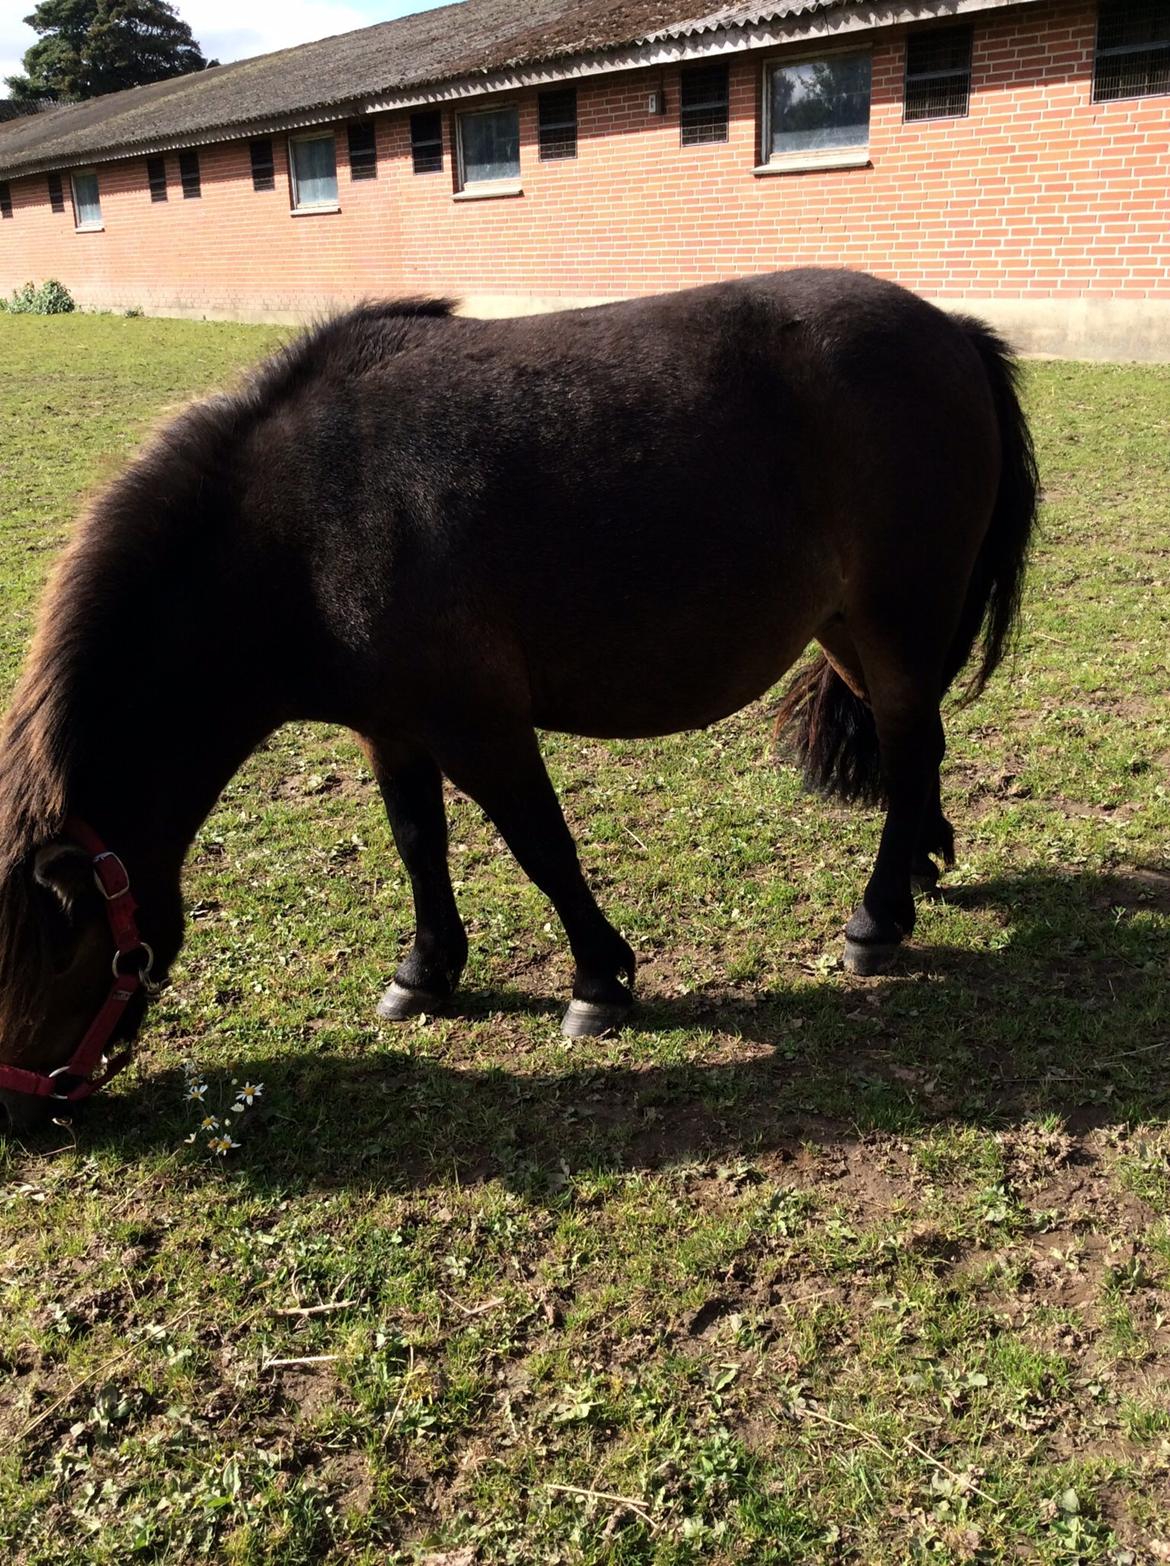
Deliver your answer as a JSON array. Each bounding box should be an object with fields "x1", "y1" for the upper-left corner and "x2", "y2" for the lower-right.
[
  {"x1": 365, "y1": 740, "x2": 468, "y2": 1020},
  {"x1": 429, "y1": 724, "x2": 636, "y2": 1037}
]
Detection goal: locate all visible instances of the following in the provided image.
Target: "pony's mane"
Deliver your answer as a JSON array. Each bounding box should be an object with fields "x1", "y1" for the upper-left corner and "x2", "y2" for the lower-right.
[
  {"x1": 240, "y1": 297, "x2": 455, "y2": 410},
  {"x1": 0, "y1": 295, "x2": 455, "y2": 1019}
]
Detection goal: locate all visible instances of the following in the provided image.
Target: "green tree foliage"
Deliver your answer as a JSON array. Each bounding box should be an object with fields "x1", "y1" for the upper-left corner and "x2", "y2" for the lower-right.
[{"x1": 5, "y1": 1, "x2": 215, "y2": 103}]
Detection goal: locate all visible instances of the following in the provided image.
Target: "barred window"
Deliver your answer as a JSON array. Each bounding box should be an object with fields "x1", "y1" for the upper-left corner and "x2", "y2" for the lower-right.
[
  {"x1": 680, "y1": 61, "x2": 729, "y2": 145},
  {"x1": 904, "y1": 27, "x2": 973, "y2": 120},
  {"x1": 0, "y1": 181, "x2": 11, "y2": 219},
  {"x1": 538, "y1": 88, "x2": 577, "y2": 160},
  {"x1": 179, "y1": 149, "x2": 201, "y2": 198},
  {"x1": 1093, "y1": 0, "x2": 1170, "y2": 100},
  {"x1": 410, "y1": 111, "x2": 443, "y2": 174},
  {"x1": 250, "y1": 138, "x2": 275, "y2": 191},
  {"x1": 147, "y1": 155, "x2": 168, "y2": 201},
  {"x1": 48, "y1": 172, "x2": 65, "y2": 212},
  {"x1": 348, "y1": 120, "x2": 378, "y2": 179}
]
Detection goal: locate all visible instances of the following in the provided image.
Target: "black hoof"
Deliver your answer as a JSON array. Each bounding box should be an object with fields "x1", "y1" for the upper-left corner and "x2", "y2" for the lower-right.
[
  {"x1": 843, "y1": 938, "x2": 902, "y2": 977},
  {"x1": 377, "y1": 981, "x2": 447, "y2": 1021},
  {"x1": 561, "y1": 998, "x2": 632, "y2": 1038}
]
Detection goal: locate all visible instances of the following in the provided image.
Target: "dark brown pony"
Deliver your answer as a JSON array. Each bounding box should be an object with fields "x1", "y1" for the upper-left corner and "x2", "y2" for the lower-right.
[{"x1": 0, "y1": 268, "x2": 1038, "y2": 1129}]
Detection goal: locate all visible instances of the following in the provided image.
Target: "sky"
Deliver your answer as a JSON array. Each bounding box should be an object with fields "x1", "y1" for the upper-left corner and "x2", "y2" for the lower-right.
[{"x1": 1, "y1": 0, "x2": 452, "y2": 92}]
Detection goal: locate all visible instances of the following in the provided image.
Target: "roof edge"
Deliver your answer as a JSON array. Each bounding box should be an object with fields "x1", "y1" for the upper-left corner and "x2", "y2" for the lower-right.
[{"x1": 0, "y1": 0, "x2": 1042, "y2": 182}]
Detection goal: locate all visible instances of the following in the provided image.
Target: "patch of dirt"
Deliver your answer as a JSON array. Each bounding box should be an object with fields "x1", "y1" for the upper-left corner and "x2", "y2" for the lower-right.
[
  {"x1": 272, "y1": 1362, "x2": 344, "y2": 1425},
  {"x1": 688, "y1": 1297, "x2": 736, "y2": 1338},
  {"x1": 326, "y1": 1448, "x2": 373, "y2": 1516}
]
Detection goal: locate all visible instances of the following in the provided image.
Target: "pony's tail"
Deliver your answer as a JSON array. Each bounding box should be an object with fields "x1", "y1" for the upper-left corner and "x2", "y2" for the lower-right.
[{"x1": 777, "y1": 315, "x2": 1038, "y2": 806}]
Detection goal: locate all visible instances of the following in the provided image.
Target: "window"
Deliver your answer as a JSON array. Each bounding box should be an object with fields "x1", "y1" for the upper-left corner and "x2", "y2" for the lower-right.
[
  {"x1": 765, "y1": 53, "x2": 872, "y2": 159},
  {"x1": 680, "y1": 62, "x2": 729, "y2": 145},
  {"x1": 410, "y1": 111, "x2": 443, "y2": 173},
  {"x1": 48, "y1": 172, "x2": 65, "y2": 212},
  {"x1": 904, "y1": 27, "x2": 973, "y2": 120},
  {"x1": 458, "y1": 106, "x2": 520, "y2": 186},
  {"x1": 0, "y1": 181, "x2": 11, "y2": 220},
  {"x1": 147, "y1": 155, "x2": 168, "y2": 201},
  {"x1": 250, "y1": 138, "x2": 275, "y2": 191},
  {"x1": 71, "y1": 169, "x2": 102, "y2": 230},
  {"x1": 538, "y1": 88, "x2": 577, "y2": 159},
  {"x1": 179, "y1": 150, "x2": 201, "y2": 198},
  {"x1": 348, "y1": 121, "x2": 378, "y2": 179},
  {"x1": 1093, "y1": 0, "x2": 1170, "y2": 100},
  {"x1": 289, "y1": 132, "x2": 338, "y2": 209}
]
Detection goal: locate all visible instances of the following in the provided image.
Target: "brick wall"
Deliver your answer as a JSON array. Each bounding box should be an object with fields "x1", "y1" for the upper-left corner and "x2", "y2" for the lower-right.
[{"x1": 2, "y1": 0, "x2": 1168, "y2": 357}]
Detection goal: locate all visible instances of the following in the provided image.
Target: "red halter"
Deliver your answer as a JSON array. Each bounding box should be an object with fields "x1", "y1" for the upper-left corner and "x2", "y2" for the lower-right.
[{"x1": 0, "y1": 820, "x2": 157, "y2": 1106}]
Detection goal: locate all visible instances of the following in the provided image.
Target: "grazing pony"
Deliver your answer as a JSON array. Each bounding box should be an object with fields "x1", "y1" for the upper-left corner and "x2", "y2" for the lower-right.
[{"x1": 0, "y1": 268, "x2": 1037, "y2": 1128}]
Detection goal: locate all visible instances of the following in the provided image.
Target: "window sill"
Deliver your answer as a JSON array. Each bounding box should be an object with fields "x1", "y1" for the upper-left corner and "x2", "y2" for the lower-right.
[
  {"x1": 74, "y1": 223, "x2": 105, "y2": 233},
  {"x1": 454, "y1": 181, "x2": 523, "y2": 202},
  {"x1": 292, "y1": 204, "x2": 341, "y2": 216},
  {"x1": 753, "y1": 150, "x2": 871, "y2": 176}
]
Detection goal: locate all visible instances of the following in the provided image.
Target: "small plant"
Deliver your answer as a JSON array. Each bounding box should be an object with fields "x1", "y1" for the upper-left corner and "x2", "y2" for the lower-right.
[
  {"x1": 124, "y1": 306, "x2": 144, "y2": 318},
  {"x1": 0, "y1": 278, "x2": 76, "y2": 314},
  {"x1": 181, "y1": 1059, "x2": 263, "y2": 1157}
]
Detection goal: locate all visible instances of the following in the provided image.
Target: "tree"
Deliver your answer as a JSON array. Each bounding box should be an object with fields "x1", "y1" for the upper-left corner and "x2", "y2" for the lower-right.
[{"x1": 5, "y1": 1, "x2": 215, "y2": 103}]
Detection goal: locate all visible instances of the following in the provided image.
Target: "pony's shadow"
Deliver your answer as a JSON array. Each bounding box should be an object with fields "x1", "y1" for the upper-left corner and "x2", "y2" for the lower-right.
[{"x1": 59, "y1": 867, "x2": 1170, "y2": 1194}]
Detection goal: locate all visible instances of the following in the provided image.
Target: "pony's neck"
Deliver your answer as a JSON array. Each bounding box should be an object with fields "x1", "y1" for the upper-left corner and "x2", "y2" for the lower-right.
[{"x1": 1, "y1": 425, "x2": 290, "y2": 965}]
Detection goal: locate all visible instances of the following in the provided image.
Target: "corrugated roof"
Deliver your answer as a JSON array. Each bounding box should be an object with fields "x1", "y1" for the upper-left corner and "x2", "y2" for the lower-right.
[
  {"x1": 0, "y1": 0, "x2": 832, "y2": 178},
  {"x1": 649, "y1": 1, "x2": 832, "y2": 36}
]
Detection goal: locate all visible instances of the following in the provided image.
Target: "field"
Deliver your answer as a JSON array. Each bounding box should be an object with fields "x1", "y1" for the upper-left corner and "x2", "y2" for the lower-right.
[{"x1": 0, "y1": 312, "x2": 1168, "y2": 1565}]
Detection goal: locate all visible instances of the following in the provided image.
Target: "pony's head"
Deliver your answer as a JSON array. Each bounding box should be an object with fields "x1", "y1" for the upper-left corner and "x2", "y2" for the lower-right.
[{"x1": 0, "y1": 835, "x2": 154, "y2": 1131}]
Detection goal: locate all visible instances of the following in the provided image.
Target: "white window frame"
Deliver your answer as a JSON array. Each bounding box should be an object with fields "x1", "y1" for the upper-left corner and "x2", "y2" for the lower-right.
[
  {"x1": 454, "y1": 104, "x2": 523, "y2": 199},
  {"x1": 71, "y1": 167, "x2": 103, "y2": 231},
  {"x1": 288, "y1": 129, "x2": 340, "y2": 213},
  {"x1": 757, "y1": 49, "x2": 874, "y2": 177}
]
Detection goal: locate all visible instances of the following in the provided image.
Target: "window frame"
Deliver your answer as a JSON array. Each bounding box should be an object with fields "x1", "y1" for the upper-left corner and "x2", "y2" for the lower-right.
[
  {"x1": 410, "y1": 110, "x2": 444, "y2": 174},
  {"x1": 179, "y1": 149, "x2": 201, "y2": 199},
  {"x1": 679, "y1": 61, "x2": 730, "y2": 147},
  {"x1": 347, "y1": 119, "x2": 378, "y2": 180},
  {"x1": 70, "y1": 168, "x2": 103, "y2": 231},
  {"x1": 250, "y1": 138, "x2": 276, "y2": 192},
  {"x1": 1092, "y1": 0, "x2": 1170, "y2": 102},
  {"x1": 538, "y1": 88, "x2": 578, "y2": 160},
  {"x1": 758, "y1": 48, "x2": 874, "y2": 171},
  {"x1": 903, "y1": 24, "x2": 974, "y2": 122},
  {"x1": 146, "y1": 154, "x2": 168, "y2": 202},
  {"x1": 288, "y1": 129, "x2": 340, "y2": 212},
  {"x1": 455, "y1": 103, "x2": 522, "y2": 193}
]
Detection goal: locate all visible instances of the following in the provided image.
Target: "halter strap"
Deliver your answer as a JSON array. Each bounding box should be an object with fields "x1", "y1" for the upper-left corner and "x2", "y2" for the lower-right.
[{"x1": 0, "y1": 820, "x2": 155, "y2": 1106}]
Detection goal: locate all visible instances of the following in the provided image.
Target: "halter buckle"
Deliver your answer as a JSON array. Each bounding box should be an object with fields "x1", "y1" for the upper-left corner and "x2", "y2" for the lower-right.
[{"x1": 92, "y1": 851, "x2": 131, "y2": 900}]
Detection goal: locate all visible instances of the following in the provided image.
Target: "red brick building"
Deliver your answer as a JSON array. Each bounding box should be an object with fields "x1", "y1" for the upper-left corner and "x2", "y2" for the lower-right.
[{"x1": 0, "y1": 0, "x2": 1167, "y2": 357}]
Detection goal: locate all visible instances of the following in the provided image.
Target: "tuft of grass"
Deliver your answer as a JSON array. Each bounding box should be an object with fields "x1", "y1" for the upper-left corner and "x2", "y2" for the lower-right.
[{"x1": 1, "y1": 315, "x2": 1169, "y2": 1563}]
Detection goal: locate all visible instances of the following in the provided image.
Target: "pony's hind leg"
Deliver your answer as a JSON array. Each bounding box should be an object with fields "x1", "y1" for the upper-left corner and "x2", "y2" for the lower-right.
[
  {"x1": 838, "y1": 629, "x2": 948, "y2": 976},
  {"x1": 816, "y1": 621, "x2": 954, "y2": 902},
  {"x1": 427, "y1": 723, "x2": 636, "y2": 1037},
  {"x1": 365, "y1": 739, "x2": 469, "y2": 1020}
]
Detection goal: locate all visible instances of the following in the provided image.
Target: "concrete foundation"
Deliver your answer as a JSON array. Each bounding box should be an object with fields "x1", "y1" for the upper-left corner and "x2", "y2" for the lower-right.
[{"x1": 118, "y1": 288, "x2": 1170, "y2": 363}]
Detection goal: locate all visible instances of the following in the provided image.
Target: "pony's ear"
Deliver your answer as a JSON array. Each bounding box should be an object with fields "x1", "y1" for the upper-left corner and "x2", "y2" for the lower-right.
[{"x1": 33, "y1": 844, "x2": 94, "y2": 914}]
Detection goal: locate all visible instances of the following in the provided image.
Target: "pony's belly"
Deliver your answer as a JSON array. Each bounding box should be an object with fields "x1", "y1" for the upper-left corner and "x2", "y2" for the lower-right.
[{"x1": 529, "y1": 632, "x2": 809, "y2": 740}]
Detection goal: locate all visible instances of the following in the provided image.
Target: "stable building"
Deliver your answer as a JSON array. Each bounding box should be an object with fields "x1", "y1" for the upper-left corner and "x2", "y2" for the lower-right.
[{"x1": 0, "y1": 0, "x2": 1167, "y2": 358}]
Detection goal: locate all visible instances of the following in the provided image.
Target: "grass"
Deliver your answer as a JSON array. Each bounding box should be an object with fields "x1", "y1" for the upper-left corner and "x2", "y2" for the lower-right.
[{"x1": 1, "y1": 311, "x2": 1168, "y2": 1565}]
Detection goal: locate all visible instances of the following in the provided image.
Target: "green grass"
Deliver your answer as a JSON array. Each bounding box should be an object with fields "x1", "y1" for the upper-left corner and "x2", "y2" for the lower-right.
[{"x1": 1, "y1": 313, "x2": 1169, "y2": 1565}]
